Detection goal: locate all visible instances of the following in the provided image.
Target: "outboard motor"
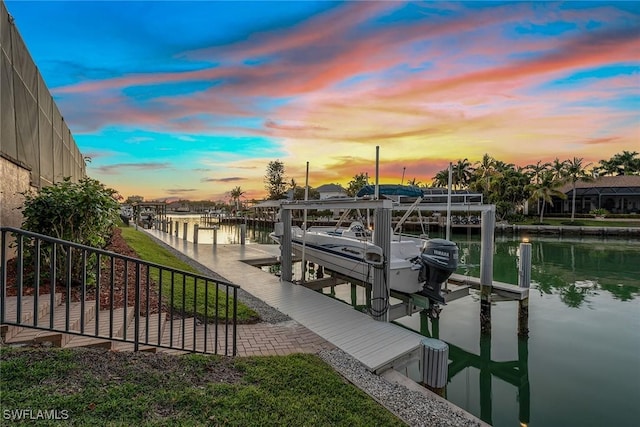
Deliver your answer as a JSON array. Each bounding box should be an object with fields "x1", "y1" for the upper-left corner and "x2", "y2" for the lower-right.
[{"x1": 417, "y1": 239, "x2": 458, "y2": 303}]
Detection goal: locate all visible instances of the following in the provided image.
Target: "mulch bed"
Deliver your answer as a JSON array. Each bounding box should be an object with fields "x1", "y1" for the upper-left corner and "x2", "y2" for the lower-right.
[{"x1": 3, "y1": 228, "x2": 162, "y2": 316}]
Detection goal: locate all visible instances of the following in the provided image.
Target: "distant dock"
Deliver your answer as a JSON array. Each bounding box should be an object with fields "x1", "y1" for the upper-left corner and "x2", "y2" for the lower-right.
[
  {"x1": 495, "y1": 223, "x2": 640, "y2": 237},
  {"x1": 214, "y1": 215, "x2": 640, "y2": 237}
]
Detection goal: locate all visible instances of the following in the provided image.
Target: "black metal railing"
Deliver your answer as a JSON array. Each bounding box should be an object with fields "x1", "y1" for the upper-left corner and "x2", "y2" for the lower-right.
[{"x1": 0, "y1": 227, "x2": 238, "y2": 355}]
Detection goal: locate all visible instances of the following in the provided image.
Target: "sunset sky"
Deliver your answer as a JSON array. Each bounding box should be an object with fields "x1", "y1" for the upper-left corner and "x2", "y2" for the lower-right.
[{"x1": 6, "y1": 1, "x2": 639, "y2": 202}]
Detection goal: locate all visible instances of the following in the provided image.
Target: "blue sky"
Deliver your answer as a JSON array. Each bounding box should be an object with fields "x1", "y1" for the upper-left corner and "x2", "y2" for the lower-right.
[{"x1": 5, "y1": 1, "x2": 639, "y2": 201}]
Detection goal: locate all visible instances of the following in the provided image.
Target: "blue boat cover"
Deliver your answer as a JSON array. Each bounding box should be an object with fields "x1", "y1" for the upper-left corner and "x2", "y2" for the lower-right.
[{"x1": 356, "y1": 185, "x2": 424, "y2": 198}]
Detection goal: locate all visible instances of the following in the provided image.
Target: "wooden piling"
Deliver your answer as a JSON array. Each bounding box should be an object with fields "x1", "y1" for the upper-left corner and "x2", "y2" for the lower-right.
[
  {"x1": 480, "y1": 209, "x2": 495, "y2": 335},
  {"x1": 518, "y1": 242, "x2": 532, "y2": 337}
]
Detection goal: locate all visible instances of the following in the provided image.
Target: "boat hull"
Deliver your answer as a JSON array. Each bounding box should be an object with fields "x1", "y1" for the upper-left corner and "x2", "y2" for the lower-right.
[{"x1": 276, "y1": 231, "x2": 423, "y2": 294}]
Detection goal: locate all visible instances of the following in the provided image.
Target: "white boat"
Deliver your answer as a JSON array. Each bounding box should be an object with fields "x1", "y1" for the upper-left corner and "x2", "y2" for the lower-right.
[{"x1": 270, "y1": 220, "x2": 459, "y2": 301}]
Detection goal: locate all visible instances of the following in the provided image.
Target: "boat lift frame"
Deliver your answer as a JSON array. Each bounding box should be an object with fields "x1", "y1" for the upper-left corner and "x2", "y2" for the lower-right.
[{"x1": 277, "y1": 199, "x2": 499, "y2": 324}]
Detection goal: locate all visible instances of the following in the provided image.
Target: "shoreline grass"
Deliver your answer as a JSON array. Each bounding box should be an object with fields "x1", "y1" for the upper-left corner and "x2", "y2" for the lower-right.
[
  {"x1": 513, "y1": 218, "x2": 640, "y2": 227},
  {"x1": 118, "y1": 226, "x2": 258, "y2": 323},
  {"x1": 0, "y1": 347, "x2": 404, "y2": 426}
]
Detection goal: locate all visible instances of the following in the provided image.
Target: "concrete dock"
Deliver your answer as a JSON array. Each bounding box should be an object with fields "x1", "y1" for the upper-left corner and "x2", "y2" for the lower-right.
[{"x1": 143, "y1": 228, "x2": 428, "y2": 374}]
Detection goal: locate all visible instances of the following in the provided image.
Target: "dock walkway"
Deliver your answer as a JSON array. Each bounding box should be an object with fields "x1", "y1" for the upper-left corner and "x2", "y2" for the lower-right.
[{"x1": 144, "y1": 229, "x2": 426, "y2": 373}]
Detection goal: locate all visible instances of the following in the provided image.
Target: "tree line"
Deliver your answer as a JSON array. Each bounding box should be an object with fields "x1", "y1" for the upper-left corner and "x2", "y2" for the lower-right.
[
  {"x1": 231, "y1": 151, "x2": 638, "y2": 221},
  {"x1": 427, "y1": 151, "x2": 639, "y2": 222}
]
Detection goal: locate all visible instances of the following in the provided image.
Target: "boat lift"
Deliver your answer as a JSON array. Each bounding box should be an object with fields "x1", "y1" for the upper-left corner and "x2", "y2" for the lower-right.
[{"x1": 276, "y1": 198, "x2": 503, "y2": 327}]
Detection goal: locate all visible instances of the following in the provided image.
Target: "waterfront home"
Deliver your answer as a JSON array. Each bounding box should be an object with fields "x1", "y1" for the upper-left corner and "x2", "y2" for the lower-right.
[{"x1": 548, "y1": 175, "x2": 640, "y2": 215}]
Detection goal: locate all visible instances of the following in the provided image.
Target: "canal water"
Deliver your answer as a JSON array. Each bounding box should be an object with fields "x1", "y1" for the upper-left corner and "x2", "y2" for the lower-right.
[
  {"x1": 162, "y1": 216, "x2": 640, "y2": 426},
  {"x1": 394, "y1": 234, "x2": 640, "y2": 427}
]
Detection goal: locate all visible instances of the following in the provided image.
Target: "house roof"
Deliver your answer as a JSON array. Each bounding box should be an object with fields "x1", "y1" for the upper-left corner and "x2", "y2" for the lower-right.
[
  {"x1": 559, "y1": 175, "x2": 640, "y2": 196},
  {"x1": 316, "y1": 184, "x2": 345, "y2": 193},
  {"x1": 559, "y1": 175, "x2": 640, "y2": 190}
]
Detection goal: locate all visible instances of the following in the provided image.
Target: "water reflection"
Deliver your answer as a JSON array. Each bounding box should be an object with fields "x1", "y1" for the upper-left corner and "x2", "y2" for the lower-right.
[
  {"x1": 455, "y1": 235, "x2": 639, "y2": 305},
  {"x1": 421, "y1": 313, "x2": 530, "y2": 426}
]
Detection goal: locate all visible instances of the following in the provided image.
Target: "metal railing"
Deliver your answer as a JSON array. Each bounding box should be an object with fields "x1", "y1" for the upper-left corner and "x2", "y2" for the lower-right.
[{"x1": 0, "y1": 227, "x2": 238, "y2": 355}]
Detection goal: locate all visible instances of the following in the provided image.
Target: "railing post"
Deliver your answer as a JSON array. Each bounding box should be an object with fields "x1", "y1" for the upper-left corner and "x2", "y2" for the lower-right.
[
  {"x1": 233, "y1": 286, "x2": 238, "y2": 356},
  {"x1": 16, "y1": 234, "x2": 23, "y2": 325},
  {"x1": 134, "y1": 262, "x2": 141, "y2": 351},
  {"x1": 0, "y1": 229, "x2": 6, "y2": 324}
]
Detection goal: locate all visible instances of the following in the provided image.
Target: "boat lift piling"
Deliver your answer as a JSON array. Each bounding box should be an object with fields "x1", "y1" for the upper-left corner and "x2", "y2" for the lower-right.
[
  {"x1": 372, "y1": 207, "x2": 391, "y2": 321},
  {"x1": 480, "y1": 208, "x2": 496, "y2": 335},
  {"x1": 518, "y1": 242, "x2": 532, "y2": 337}
]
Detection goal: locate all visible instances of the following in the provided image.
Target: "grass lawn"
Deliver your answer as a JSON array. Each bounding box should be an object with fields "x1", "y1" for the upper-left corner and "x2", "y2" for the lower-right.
[
  {"x1": 0, "y1": 347, "x2": 404, "y2": 426},
  {"x1": 118, "y1": 226, "x2": 259, "y2": 323},
  {"x1": 514, "y1": 218, "x2": 640, "y2": 227}
]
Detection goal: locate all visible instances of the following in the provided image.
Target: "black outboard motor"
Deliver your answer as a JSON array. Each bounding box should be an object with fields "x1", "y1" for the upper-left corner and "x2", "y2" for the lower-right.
[{"x1": 417, "y1": 239, "x2": 458, "y2": 303}]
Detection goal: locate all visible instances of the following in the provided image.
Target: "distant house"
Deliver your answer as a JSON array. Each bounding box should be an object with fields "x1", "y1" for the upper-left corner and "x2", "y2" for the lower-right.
[
  {"x1": 316, "y1": 184, "x2": 348, "y2": 200},
  {"x1": 548, "y1": 175, "x2": 640, "y2": 215}
]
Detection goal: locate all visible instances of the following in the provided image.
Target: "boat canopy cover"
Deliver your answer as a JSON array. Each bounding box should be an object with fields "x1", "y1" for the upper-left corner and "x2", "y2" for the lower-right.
[{"x1": 356, "y1": 184, "x2": 424, "y2": 198}]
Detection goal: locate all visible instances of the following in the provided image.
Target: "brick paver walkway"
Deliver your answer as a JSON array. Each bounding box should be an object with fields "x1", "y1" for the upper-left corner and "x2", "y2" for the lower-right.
[{"x1": 235, "y1": 321, "x2": 335, "y2": 356}]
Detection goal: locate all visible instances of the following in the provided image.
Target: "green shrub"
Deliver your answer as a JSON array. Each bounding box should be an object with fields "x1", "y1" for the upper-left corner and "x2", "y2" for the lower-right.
[
  {"x1": 21, "y1": 177, "x2": 120, "y2": 246},
  {"x1": 589, "y1": 208, "x2": 609, "y2": 217},
  {"x1": 19, "y1": 177, "x2": 120, "y2": 286}
]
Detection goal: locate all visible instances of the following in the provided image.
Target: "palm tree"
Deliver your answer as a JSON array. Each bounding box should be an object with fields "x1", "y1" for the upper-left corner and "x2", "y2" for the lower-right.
[
  {"x1": 551, "y1": 158, "x2": 567, "y2": 182},
  {"x1": 596, "y1": 158, "x2": 619, "y2": 176},
  {"x1": 564, "y1": 157, "x2": 593, "y2": 221},
  {"x1": 614, "y1": 150, "x2": 640, "y2": 175},
  {"x1": 525, "y1": 160, "x2": 551, "y2": 185},
  {"x1": 474, "y1": 154, "x2": 497, "y2": 192},
  {"x1": 229, "y1": 186, "x2": 245, "y2": 212},
  {"x1": 452, "y1": 158, "x2": 473, "y2": 189},
  {"x1": 406, "y1": 177, "x2": 422, "y2": 187},
  {"x1": 528, "y1": 170, "x2": 566, "y2": 223},
  {"x1": 525, "y1": 160, "x2": 551, "y2": 215},
  {"x1": 431, "y1": 169, "x2": 450, "y2": 188}
]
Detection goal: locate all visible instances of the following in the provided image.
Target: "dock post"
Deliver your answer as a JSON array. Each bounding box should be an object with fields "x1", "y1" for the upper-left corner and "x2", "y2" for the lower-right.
[
  {"x1": 169, "y1": 220, "x2": 173, "y2": 235},
  {"x1": 175, "y1": 221, "x2": 179, "y2": 237},
  {"x1": 351, "y1": 283, "x2": 357, "y2": 307},
  {"x1": 183, "y1": 222, "x2": 188, "y2": 241},
  {"x1": 372, "y1": 207, "x2": 391, "y2": 322},
  {"x1": 213, "y1": 226, "x2": 218, "y2": 246},
  {"x1": 518, "y1": 242, "x2": 532, "y2": 337},
  {"x1": 280, "y1": 210, "x2": 292, "y2": 282},
  {"x1": 193, "y1": 224, "x2": 199, "y2": 244},
  {"x1": 240, "y1": 224, "x2": 246, "y2": 245},
  {"x1": 480, "y1": 208, "x2": 495, "y2": 335}
]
